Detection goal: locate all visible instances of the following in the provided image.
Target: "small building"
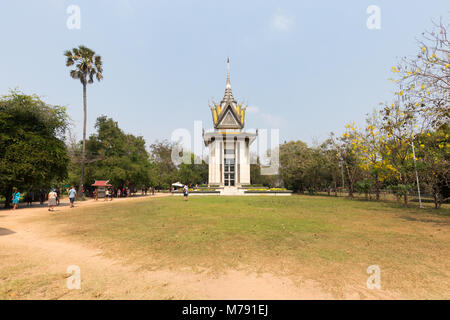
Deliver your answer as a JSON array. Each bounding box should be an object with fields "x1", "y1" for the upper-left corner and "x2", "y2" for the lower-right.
[
  {"x1": 92, "y1": 180, "x2": 112, "y2": 198},
  {"x1": 203, "y1": 59, "x2": 257, "y2": 187}
]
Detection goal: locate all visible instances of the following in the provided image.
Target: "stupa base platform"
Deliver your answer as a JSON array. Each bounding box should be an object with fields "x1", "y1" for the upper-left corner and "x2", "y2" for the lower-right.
[{"x1": 171, "y1": 186, "x2": 293, "y2": 196}]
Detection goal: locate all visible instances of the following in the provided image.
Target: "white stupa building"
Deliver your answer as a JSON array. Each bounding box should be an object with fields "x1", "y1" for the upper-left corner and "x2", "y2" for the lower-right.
[{"x1": 203, "y1": 59, "x2": 257, "y2": 187}]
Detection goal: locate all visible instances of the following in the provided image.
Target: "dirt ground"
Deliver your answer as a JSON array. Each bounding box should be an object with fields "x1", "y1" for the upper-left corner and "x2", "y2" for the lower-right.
[{"x1": 0, "y1": 195, "x2": 421, "y2": 300}]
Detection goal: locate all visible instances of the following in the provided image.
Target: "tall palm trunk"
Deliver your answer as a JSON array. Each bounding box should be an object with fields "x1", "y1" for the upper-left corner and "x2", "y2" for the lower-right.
[{"x1": 79, "y1": 82, "x2": 87, "y2": 197}]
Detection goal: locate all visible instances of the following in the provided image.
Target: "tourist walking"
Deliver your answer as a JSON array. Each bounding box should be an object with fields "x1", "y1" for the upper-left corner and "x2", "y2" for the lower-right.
[
  {"x1": 56, "y1": 188, "x2": 61, "y2": 206},
  {"x1": 12, "y1": 188, "x2": 20, "y2": 210},
  {"x1": 105, "y1": 189, "x2": 111, "y2": 201},
  {"x1": 48, "y1": 189, "x2": 57, "y2": 211},
  {"x1": 26, "y1": 189, "x2": 34, "y2": 207},
  {"x1": 40, "y1": 188, "x2": 46, "y2": 205},
  {"x1": 68, "y1": 186, "x2": 77, "y2": 208},
  {"x1": 183, "y1": 185, "x2": 189, "y2": 201}
]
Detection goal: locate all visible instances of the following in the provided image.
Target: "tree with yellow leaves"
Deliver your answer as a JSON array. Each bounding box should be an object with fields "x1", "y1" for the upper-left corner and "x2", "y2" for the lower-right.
[
  {"x1": 330, "y1": 125, "x2": 363, "y2": 199},
  {"x1": 352, "y1": 110, "x2": 392, "y2": 200},
  {"x1": 415, "y1": 126, "x2": 450, "y2": 209},
  {"x1": 377, "y1": 101, "x2": 419, "y2": 207},
  {"x1": 394, "y1": 19, "x2": 449, "y2": 129}
]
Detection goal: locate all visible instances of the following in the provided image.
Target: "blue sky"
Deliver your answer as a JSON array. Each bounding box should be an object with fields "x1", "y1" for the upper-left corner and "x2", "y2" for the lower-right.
[{"x1": 1, "y1": 0, "x2": 449, "y2": 148}]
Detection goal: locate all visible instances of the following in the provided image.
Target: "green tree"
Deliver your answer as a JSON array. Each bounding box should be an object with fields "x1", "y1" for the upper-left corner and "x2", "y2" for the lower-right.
[
  {"x1": 148, "y1": 141, "x2": 178, "y2": 189},
  {"x1": 178, "y1": 153, "x2": 208, "y2": 186},
  {"x1": 349, "y1": 112, "x2": 388, "y2": 200},
  {"x1": 250, "y1": 155, "x2": 275, "y2": 187},
  {"x1": 377, "y1": 101, "x2": 418, "y2": 207},
  {"x1": 319, "y1": 140, "x2": 343, "y2": 196},
  {"x1": 82, "y1": 116, "x2": 151, "y2": 190},
  {"x1": 303, "y1": 147, "x2": 332, "y2": 194},
  {"x1": 330, "y1": 129, "x2": 363, "y2": 199},
  {"x1": 415, "y1": 126, "x2": 450, "y2": 209},
  {"x1": 279, "y1": 141, "x2": 312, "y2": 192},
  {"x1": 64, "y1": 45, "x2": 103, "y2": 196},
  {"x1": 66, "y1": 131, "x2": 82, "y2": 188},
  {"x1": 383, "y1": 20, "x2": 449, "y2": 206},
  {"x1": 0, "y1": 91, "x2": 70, "y2": 207}
]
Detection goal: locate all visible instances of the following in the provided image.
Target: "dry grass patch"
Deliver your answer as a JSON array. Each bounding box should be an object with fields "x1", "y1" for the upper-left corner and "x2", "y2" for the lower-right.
[{"x1": 25, "y1": 195, "x2": 450, "y2": 299}]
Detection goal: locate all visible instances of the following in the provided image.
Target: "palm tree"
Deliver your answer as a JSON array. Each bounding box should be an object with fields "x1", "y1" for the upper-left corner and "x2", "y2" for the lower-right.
[{"x1": 64, "y1": 45, "x2": 103, "y2": 196}]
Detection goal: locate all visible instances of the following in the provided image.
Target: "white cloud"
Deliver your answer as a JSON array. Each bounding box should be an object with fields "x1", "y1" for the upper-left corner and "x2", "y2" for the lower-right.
[{"x1": 270, "y1": 9, "x2": 294, "y2": 32}]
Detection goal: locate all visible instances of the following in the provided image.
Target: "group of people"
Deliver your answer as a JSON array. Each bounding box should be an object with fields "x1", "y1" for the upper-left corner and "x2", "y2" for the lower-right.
[
  {"x1": 10, "y1": 186, "x2": 78, "y2": 212},
  {"x1": 12, "y1": 188, "x2": 42, "y2": 210},
  {"x1": 105, "y1": 186, "x2": 156, "y2": 199},
  {"x1": 90, "y1": 186, "x2": 157, "y2": 202},
  {"x1": 47, "y1": 186, "x2": 78, "y2": 211},
  {"x1": 9, "y1": 184, "x2": 162, "y2": 211},
  {"x1": 116, "y1": 187, "x2": 130, "y2": 198},
  {"x1": 37, "y1": 188, "x2": 61, "y2": 205},
  {"x1": 92, "y1": 188, "x2": 114, "y2": 201}
]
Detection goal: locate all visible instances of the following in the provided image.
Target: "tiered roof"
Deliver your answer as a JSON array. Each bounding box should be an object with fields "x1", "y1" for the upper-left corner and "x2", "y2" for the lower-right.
[{"x1": 209, "y1": 59, "x2": 247, "y2": 130}]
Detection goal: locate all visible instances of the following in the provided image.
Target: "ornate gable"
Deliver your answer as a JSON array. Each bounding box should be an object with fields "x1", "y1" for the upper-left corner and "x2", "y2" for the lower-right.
[{"x1": 217, "y1": 107, "x2": 241, "y2": 128}]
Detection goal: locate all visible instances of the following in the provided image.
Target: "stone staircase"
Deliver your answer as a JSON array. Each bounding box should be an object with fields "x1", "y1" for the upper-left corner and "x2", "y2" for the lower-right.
[{"x1": 220, "y1": 187, "x2": 245, "y2": 196}]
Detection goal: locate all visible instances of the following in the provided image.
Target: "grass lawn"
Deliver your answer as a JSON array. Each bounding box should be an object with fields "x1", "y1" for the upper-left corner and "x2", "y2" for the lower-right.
[{"x1": 29, "y1": 195, "x2": 450, "y2": 299}]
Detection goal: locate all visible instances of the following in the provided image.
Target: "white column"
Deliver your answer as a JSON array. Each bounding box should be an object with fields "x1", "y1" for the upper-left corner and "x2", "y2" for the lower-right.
[
  {"x1": 239, "y1": 139, "x2": 250, "y2": 185},
  {"x1": 208, "y1": 140, "x2": 215, "y2": 185},
  {"x1": 215, "y1": 139, "x2": 222, "y2": 185}
]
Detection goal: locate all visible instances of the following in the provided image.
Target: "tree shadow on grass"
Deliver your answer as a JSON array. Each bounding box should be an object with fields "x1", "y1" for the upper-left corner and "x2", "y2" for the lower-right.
[
  {"x1": 0, "y1": 228, "x2": 15, "y2": 236},
  {"x1": 0, "y1": 202, "x2": 71, "y2": 211},
  {"x1": 398, "y1": 215, "x2": 450, "y2": 226}
]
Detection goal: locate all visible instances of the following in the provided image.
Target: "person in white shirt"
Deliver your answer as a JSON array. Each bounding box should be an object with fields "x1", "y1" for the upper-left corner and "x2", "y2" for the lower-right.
[
  {"x1": 183, "y1": 185, "x2": 189, "y2": 201},
  {"x1": 48, "y1": 189, "x2": 57, "y2": 212}
]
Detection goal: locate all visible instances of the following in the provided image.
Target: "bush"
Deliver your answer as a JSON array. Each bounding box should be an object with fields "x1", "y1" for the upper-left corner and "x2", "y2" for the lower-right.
[
  {"x1": 356, "y1": 179, "x2": 372, "y2": 199},
  {"x1": 242, "y1": 184, "x2": 264, "y2": 188},
  {"x1": 388, "y1": 184, "x2": 412, "y2": 197}
]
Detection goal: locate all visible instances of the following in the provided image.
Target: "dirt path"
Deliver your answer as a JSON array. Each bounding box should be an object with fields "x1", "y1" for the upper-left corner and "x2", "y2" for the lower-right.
[{"x1": 0, "y1": 195, "x2": 390, "y2": 300}]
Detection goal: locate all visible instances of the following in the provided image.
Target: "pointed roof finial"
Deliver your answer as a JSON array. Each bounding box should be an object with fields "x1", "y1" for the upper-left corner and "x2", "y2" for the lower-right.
[
  {"x1": 221, "y1": 57, "x2": 236, "y2": 105},
  {"x1": 226, "y1": 57, "x2": 231, "y2": 89}
]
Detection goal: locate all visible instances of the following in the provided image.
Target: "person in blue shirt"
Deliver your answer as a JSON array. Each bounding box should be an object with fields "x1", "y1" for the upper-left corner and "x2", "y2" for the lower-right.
[
  {"x1": 68, "y1": 186, "x2": 77, "y2": 208},
  {"x1": 12, "y1": 188, "x2": 20, "y2": 210}
]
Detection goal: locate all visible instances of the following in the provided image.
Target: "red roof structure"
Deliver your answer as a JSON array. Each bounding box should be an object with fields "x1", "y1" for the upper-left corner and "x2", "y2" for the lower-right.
[{"x1": 92, "y1": 180, "x2": 112, "y2": 187}]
